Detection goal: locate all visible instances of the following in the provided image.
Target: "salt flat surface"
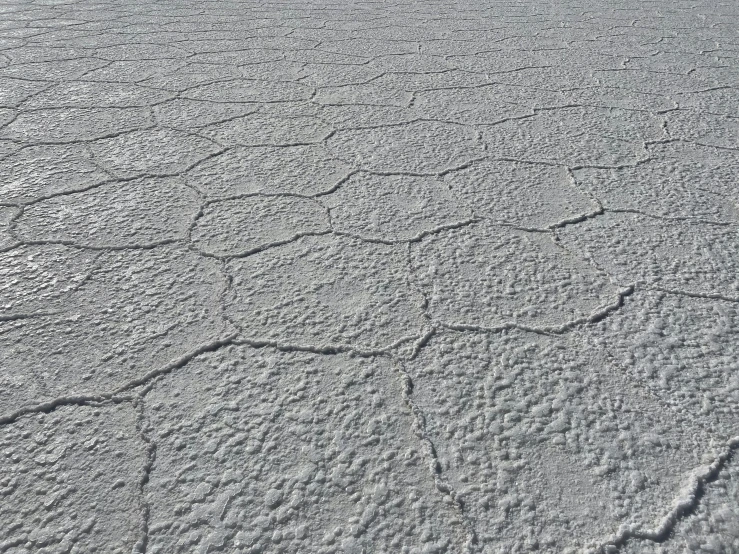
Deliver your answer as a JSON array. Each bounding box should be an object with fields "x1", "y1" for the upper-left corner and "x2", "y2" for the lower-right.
[{"x1": 0, "y1": 0, "x2": 738, "y2": 552}]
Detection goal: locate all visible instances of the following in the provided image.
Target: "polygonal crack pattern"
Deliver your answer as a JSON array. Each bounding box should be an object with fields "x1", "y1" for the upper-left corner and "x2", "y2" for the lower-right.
[{"x1": 1, "y1": 1, "x2": 738, "y2": 553}]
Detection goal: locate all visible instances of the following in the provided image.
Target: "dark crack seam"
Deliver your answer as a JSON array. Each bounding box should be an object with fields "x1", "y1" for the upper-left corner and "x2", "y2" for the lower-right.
[
  {"x1": 0, "y1": 335, "x2": 237, "y2": 426},
  {"x1": 0, "y1": 326, "x2": 437, "y2": 428},
  {"x1": 190, "y1": 229, "x2": 332, "y2": 260},
  {"x1": 132, "y1": 396, "x2": 156, "y2": 554},
  {"x1": 331, "y1": 218, "x2": 480, "y2": 245},
  {"x1": 232, "y1": 330, "x2": 424, "y2": 358},
  {"x1": 647, "y1": 286, "x2": 739, "y2": 304},
  {"x1": 436, "y1": 284, "x2": 635, "y2": 336},
  {"x1": 597, "y1": 435, "x2": 739, "y2": 553},
  {"x1": 393, "y1": 358, "x2": 479, "y2": 553}
]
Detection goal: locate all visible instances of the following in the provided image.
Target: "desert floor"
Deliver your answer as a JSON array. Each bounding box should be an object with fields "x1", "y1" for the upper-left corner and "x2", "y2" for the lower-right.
[{"x1": 1, "y1": 1, "x2": 738, "y2": 553}]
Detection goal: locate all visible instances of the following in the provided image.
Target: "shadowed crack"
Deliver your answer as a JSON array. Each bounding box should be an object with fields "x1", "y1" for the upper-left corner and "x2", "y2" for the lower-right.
[
  {"x1": 132, "y1": 395, "x2": 156, "y2": 554},
  {"x1": 596, "y1": 436, "x2": 739, "y2": 553},
  {"x1": 0, "y1": 336, "x2": 238, "y2": 426},
  {"x1": 436, "y1": 284, "x2": 636, "y2": 335},
  {"x1": 190, "y1": 229, "x2": 333, "y2": 260},
  {"x1": 232, "y1": 330, "x2": 428, "y2": 359},
  {"x1": 393, "y1": 358, "x2": 480, "y2": 553},
  {"x1": 0, "y1": 310, "x2": 64, "y2": 322},
  {"x1": 648, "y1": 286, "x2": 739, "y2": 304},
  {"x1": 330, "y1": 217, "x2": 481, "y2": 245},
  {"x1": 2, "y1": 1, "x2": 738, "y2": 552}
]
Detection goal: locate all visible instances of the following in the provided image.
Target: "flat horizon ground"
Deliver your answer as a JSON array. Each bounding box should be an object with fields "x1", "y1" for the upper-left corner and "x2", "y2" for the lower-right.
[{"x1": 0, "y1": 0, "x2": 738, "y2": 552}]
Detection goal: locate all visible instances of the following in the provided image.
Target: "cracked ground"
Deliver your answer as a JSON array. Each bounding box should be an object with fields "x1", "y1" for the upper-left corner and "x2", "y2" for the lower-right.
[{"x1": 1, "y1": 0, "x2": 738, "y2": 553}]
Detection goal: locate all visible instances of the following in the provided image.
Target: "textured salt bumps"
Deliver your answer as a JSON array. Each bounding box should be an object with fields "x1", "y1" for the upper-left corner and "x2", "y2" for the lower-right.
[
  {"x1": 0, "y1": 247, "x2": 231, "y2": 416},
  {"x1": 411, "y1": 222, "x2": 624, "y2": 331},
  {"x1": 143, "y1": 347, "x2": 466, "y2": 553},
  {"x1": 2, "y1": 1, "x2": 738, "y2": 552},
  {"x1": 226, "y1": 235, "x2": 427, "y2": 351},
  {"x1": 0, "y1": 405, "x2": 146, "y2": 553}
]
